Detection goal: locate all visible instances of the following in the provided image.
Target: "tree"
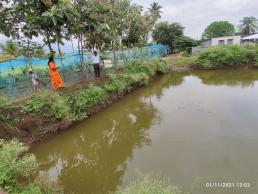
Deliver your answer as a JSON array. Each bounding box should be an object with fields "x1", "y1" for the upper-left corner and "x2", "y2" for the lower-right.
[
  {"x1": 122, "y1": 3, "x2": 150, "y2": 47},
  {"x1": 148, "y1": 2, "x2": 162, "y2": 24},
  {"x1": 202, "y1": 21, "x2": 235, "y2": 39},
  {"x1": 83, "y1": 2, "x2": 112, "y2": 52},
  {"x1": 0, "y1": 40, "x2": 19, "y2": 56},
  {"x1": 239, "y1": 16, "x2": 258, "y2": 36},
  {"x1": 152, "y1": 22, "x2": 184, "y2": 50},
  {"x1": 174, "y1": 36, "x2": 199, "y2": 52},
  {"x1": 0, "y1": 1, "x2": 21, "y2": 38},
  {"x1": 18, "y1": 38, "x2": 46, "y2": 59}
]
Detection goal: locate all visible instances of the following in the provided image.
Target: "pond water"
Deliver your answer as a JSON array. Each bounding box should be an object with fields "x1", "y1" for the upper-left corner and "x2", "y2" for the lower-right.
[{"x1": 31, "y1": 70, "x2": 258, "y2": 194}]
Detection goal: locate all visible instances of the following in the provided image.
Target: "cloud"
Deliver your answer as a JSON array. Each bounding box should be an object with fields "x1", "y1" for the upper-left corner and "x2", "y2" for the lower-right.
[{"x1": 132, "y1": 0, "x2": 258, "y2": 39}]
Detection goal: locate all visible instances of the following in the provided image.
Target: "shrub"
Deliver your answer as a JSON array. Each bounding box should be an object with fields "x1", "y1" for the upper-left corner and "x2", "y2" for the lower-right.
[
  {"x1": 194, "y1": 45, "x2": 257, "y2": 69},
  {"x1": 112, "y1": 175, "x2": 181, "y2": 194},
  {"x1": 0, "y1": 139, "x2": 38, "y2": 193},
  {"x1": 70, "y1": 83, "x2": 107, "y2": 117},
  {"x1": 153, "y1": 59, "x2": 170, "y2": 73},
  {"x1": 124, "y1": 61, "x2": 156, "y2": 77},
  {"x1": 22, "y1": 91, "x2": 71, "y2": 120},
  {"x1": 124, "y1": 73, "x2": 150, "y2": 86},
  {"x1": 104, "y1": 74, "x2": 131, "y2": 94},
  {"x1": 105, "y1": 59, "x2": 170, "y2": 94}
]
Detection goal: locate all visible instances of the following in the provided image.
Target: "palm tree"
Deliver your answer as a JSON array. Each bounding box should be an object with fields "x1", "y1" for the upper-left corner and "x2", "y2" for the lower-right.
[
  {"x1": 148, "y1": 2, "x2": 162, "y2": 24},
  {"x1": 239, "y1": 16, "x2": 258, "y2": 36},
  {"x1": 0, "y1": 40, "x2": 19, "y2": 56}
]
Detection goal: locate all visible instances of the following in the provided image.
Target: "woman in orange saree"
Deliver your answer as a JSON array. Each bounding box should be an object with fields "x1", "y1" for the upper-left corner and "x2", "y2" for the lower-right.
[{"x1": 48, "y1": 57, "x2": 64, "y2": 89}]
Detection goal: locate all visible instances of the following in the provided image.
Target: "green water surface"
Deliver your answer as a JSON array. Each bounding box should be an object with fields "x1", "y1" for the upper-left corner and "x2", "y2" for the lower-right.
[{"x1": 31, "y1": 70, "x2": 258, "y2": 194}]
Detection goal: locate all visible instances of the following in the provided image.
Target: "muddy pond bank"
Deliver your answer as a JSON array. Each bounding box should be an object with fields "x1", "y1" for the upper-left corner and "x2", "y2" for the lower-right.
[{"x1": 0, "y1": 59, "x2": 170, "y2": 144}]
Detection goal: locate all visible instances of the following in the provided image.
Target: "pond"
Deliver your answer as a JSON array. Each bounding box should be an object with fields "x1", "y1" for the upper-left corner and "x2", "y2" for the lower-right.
[{"x1": 31, "y1": 70, "x2": 258, "y2": 194}]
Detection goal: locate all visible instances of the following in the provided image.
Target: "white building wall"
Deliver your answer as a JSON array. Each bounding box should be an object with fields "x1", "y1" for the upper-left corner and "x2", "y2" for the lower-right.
[
  {"x1": 200, "y1": 39, "x2": 212, "y2": 47},
  {"x1": 211, "y1": 36, "x2": 241, "y2": 46}
]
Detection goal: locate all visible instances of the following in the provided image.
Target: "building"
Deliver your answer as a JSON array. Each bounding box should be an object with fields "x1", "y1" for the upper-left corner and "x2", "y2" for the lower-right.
[
  {"x1": 242, "y1": 34, "x2": 258, "y2": 45},
  {"x1": 200, "y1": 35, "x2": 242, "y2": 47},
  {"x1": 192, "y1": 35, "x2": 242, "y2": 53}
]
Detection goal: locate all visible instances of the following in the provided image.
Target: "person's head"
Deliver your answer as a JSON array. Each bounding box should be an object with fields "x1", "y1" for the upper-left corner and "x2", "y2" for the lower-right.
[
  {"x1": 94, "y1": 51, "x2": 97, "y2": 56},
  {"x1": 29, "y1": 71, "x2": 33, "y2": 74},
  {"x1": 49, "y1": 56, "x2": 54, "y2": 62}
]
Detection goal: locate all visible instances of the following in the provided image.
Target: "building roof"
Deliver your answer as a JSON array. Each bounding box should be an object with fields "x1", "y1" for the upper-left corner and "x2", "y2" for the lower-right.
[{"x1": 242, "y1": 34, "x2": 258, "y2": 40}]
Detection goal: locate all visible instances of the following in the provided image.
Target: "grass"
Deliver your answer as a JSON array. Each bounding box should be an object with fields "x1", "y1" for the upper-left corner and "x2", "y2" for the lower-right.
[{"x1": 163, "y1": 54, "x2": 198, "y2": 67}]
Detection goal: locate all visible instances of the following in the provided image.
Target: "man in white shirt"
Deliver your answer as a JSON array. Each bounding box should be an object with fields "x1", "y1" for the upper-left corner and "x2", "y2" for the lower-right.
[{"x1": 91, "y1": 51, "x2": 100, "y2": 77}]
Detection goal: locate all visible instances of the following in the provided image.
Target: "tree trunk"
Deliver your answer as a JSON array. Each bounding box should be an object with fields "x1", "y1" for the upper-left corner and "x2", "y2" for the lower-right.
[
  {"x1": 80, "y1": 34, "x2": 84, "y2": 64},
  {"x1": 121, "y1": 40, "x2": 124, "y2": 64},
  {"x1": 71, "y1": 36, "x2": 75, "y2": 53},
  {"x1": 46, "y1": 31, "x2": 52, "y2": 52},
  {"x1": 112, "y1": 39, "x2": 115, "y2": 66},
  {"x1": 80, "y1": 34, "x2": 87, "y2": 81},
  {"x1": 78, "y1": 37, "x2": 83, "y2": 66},
  {"x1": 57, "y1": 42, "x2": 65, "y2": 81}
]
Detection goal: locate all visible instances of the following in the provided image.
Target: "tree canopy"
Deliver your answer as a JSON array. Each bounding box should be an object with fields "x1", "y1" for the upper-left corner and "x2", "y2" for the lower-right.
[
  {"x1": 152, "y1": 22, "x2": 185, "y2": 50},
  {"x1": 202, "y1": 21, "x2": 235, "y2": 40},
  {"x1": 148, "y1": 2, "x2": 163, "y2": 25},
  {"x1": 0, "y1": 0, "x2": 161, "y2": 56},
  {"x1": 238, "y1": 16, "x2": 258, "y2": 36}
]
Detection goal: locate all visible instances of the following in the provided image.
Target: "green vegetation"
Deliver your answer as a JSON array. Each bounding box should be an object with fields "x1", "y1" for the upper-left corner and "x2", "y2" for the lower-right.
[
  {"x1": 239, "y1": 16, "x2": 258, "y2": 36},
  {"x1": 0, "y1": 0, "x2": 163, "y2": 59},
  {"x1": 201, "y1": 21, "x2": 235, "y2": 40},
  {"x1": 69, "y1": 84, "x2": 107, "y2": 117},
  {"x1": 113, "y1": 175, "x2": 181, "y2": 194},
  {"x1": 165, "y1": 45, "x2": 258, "y2": 69},
  {"x1": 0, "y1": 139, "x2": 46, "y2": 194},
  {"x1": 194, "y1": 45, "x2": 258, "y2": 69},
  {"x1": 0, "y1": 40, "x2": 19, "y2": 57},
  {"x1": 164, "y1": 54, "x2": 198, "y2": 67},
  {"x1": 105, "y1": 59, "x2": 169, "y2": 94},
  {"x1": 22, "y1": 91, "x2": 72, "y2": 120},
  {"x1": 152, "y1": 22, "x2": 198, "y2": 52},
  {"x1": 20, "y1": 59, "x2": 170, "y2": 120},
  {"x1": 200, "y1": 17, "x2": 257, "y2": 39}
]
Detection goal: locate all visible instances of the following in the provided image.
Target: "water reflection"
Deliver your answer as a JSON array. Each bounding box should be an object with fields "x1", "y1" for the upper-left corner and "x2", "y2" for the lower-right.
[
  {"x1": 32, "y1": 69, "x2": 258, "y2": 194},
  {"x1": 32, "y1": 87, "x2": 160, "y2": 194},
  {"x1": 192, "y1": 70, "x2": 258, "y2": 87}
]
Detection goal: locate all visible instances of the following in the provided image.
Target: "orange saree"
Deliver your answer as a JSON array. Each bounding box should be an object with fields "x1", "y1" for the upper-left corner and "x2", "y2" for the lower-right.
[{"x1": 48, "y1": 61, "x2": 64, "y2": 89}]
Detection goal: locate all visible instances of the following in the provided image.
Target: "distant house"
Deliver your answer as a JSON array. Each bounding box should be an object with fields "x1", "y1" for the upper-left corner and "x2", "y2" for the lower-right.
[
  {"x1": 192, "y1": 35, "x2": 242, "y2": 53},
  {"x1": 242, "y1": 34, "x2": 258, "y2": 45},
  {"x1": 200, "y1": 35, "x2": 242, "y2": 47}
]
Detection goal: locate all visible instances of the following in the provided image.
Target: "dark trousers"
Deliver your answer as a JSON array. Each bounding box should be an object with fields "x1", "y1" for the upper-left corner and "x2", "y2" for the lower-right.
[{"x1": 93, "y1": 63, "x2": 100, "y2": 77}]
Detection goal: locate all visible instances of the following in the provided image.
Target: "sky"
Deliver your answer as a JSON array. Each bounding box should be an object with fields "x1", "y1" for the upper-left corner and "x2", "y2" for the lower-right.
[{"x1": 132, "y1": 0, "x2": 258, "y2": 39}]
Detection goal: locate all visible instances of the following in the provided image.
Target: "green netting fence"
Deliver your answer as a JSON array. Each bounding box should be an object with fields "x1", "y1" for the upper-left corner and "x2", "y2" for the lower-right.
[{"x1": 0, "y1": 45, "x2": 170, "y2": 97}]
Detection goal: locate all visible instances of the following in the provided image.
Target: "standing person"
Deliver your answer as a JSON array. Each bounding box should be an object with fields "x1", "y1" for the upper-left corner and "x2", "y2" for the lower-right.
[
  {"x1": 48, "y1": 56, "x2": 64, "y2": 89},
  {"x1": 91, "y1": 51, "x2": 100, "y2": 78},
  {"x1": 29, "y1": 70, "x2": 40, "y2": 91}
]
